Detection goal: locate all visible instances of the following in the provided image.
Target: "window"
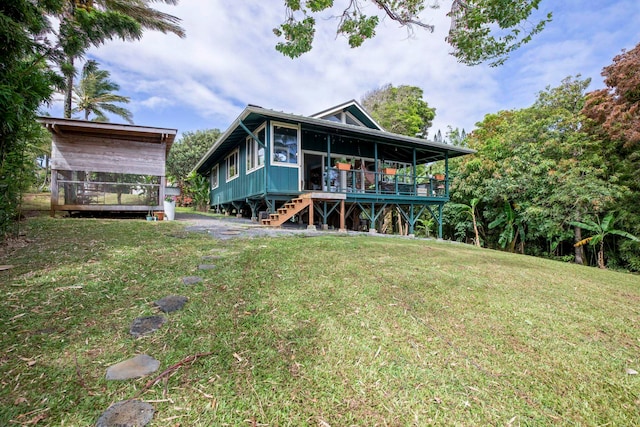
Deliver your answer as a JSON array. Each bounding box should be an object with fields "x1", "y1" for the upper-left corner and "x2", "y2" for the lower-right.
[
  {"x1": 272, "y1": 123, "x2": 299, "y2": 165},
  {"x1": 246, "y1": 136, "x2": 255, "y2": 171},
  {"x1": 210, "y1": 164, "x2": 218, "y2": 189},
  {"x1": 245, "y1": 125, "x2": 265, "y2": 173},
  {"x1": 226, "y1": 150, "x2": 238, "y2": 181}
]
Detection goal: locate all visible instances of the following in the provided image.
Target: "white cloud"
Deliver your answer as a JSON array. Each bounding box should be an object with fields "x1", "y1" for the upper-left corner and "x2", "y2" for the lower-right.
[{"x1": 45, "y1": 0, "x2": 640, "y2": 138}]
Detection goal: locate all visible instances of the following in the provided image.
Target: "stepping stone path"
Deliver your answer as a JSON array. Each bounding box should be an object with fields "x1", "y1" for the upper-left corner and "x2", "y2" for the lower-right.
[
  {"x1": 154, "y1": 295, "x2": 188, "y2": 313},
  {"x1": 182, "y1": 275, "x2": 203, "y2": 285},
  {"x1": 129, "y1": 315, "x2": 166, "y2": 338},
  {"x1": 97, "y1": 248, "x2": 224, "y2": 424},
  {"x1": 106, "y1": 354, "x2": 160, "y2": 380},
  {"x1": 95, "y1": 399, "x2": 154, "y2": 427}
]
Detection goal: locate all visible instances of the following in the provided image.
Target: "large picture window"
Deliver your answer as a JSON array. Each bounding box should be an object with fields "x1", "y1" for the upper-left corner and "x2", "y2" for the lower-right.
[
  {"x1": 272, "y1": 123, "x2": 299, "y2": 165},
  {"x1": 226, "y1": 149, "x2": 238, "y2": 181},
  {"x1": 210, "y1": 164, "x2": 218, "y2": 189},
  {"x1": 246, "y1": 125, "x2": 266, "y2": 173}
]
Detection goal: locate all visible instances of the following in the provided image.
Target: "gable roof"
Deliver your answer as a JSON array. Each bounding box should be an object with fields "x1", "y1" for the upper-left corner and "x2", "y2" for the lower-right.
[
  {"x1": 194, "y1": 104, "x2": 474, "y2": 174},
  {"x1": 310, "y1": 99, "x2": 383, "y2": 130}
]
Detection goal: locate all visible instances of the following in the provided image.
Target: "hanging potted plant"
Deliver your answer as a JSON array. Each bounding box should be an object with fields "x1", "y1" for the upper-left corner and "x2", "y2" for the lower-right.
[
  {"x1": 434, "y1": 173, "x2": 445, "y2": 181},
  {"x1": 164, "y1": 195, "x2": 176, "y2": 221},
  {"x1": 335, "y1": 157, "x2": 352, "y2": 171}
]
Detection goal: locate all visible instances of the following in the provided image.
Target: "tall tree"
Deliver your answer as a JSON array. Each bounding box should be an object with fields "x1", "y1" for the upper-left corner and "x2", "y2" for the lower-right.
[
  {"x1": 166, "y1": 129, "x2": 221, "y2": 185},
  {"x1": 583, "y1": 43, "x2": 640, "y2": 148},
  {"x1": 55, "y1": 0, "x2": 185, "y2": 118},
  {"x1": 582, "y1": 43, "x2": 640, "y2": 269},
  {"x1": 72, "y1": 60, "x2": 133, "y2": 123},
  {"x1": 275, "y1": 0, "x2": 551, "y2": 66},
  {"x1": 361, "y1": 84, "x2": 435, "y2": 137},
  {"x1": 0, "y1": 1, "x2": 62, "y2": 238},
  {"x1": 449, "y1": 77, "x2": 623, "y2": 263}
]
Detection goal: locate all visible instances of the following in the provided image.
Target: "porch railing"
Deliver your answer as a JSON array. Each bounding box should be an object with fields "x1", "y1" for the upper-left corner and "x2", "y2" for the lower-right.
[{"x1": 318, "y1": 167, "x2": 447, "y2": 198}]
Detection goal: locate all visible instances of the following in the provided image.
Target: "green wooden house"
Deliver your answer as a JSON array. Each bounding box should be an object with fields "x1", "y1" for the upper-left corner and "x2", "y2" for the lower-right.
[{"x1": 193, "y1": 100, "x2": 474, "y2": 236}]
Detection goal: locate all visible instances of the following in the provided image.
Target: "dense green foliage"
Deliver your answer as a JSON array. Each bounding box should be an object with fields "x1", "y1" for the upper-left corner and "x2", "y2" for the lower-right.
[
  {"x1": 166, "y1": 129, "x2": 220, "y2": 210},
  {"x1": 274, "y1": 0, "x2": 551, "y2": 66},
  {"x1": 72, "y1": 59, "x2": 133, "y2": 123},
  {"x1": 361, "y1": 84, "x2": 436, "y2": 137},
  {"x1": 445, "y1": 72, "x2": 640, "y2": 271},
  {"x1": 166, "y1": 129, "x2": 220, "y2": 185},
  {"x1": 0, "y1": 1, "x2": 62, "y2": 238}
]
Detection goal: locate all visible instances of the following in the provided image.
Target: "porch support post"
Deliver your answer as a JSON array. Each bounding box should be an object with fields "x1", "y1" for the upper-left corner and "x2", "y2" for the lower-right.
[
  {"x1": 326, "y1": 135, "x2": 331, "y2": 191},
  {"x1": 369, "y1": 203, "x2": 377, "y2": 233},
  {"x1": 339, "y1": 199, "x2": 346, "y2": 232},
  {"x1": 408, "y1": 204, "x2": 415, "y2": 236},
  {"x1": 438, "y1": 203, "x2": 443, "y2": 239},
  {"x1": 232, "y1": 201, "x2": 243, "y2": 218},
  {"x1": 160, "y1": 176, "x2": 166, "y2": 209},
  {"x1": 322, "y1": 201, "x2": 328, "y2": 230},
  {"x1": 374, "y1": 143, "x2": 379, "y2": 194},
  {"x1": 50, "y1": 169, "x2": 58, "y2": 217},
  {"x1": 445, "y1": 152, "x2": 449, "y2": 198},
  {"x1": 307, "y1": 199, "x2": 315, "y2": 230},
  {"x1": 246, "y1": 199, "x2": 260, "y2": 222},
  {"x1": 412, "y1": 148, "x2": 417, "y2": 195}
]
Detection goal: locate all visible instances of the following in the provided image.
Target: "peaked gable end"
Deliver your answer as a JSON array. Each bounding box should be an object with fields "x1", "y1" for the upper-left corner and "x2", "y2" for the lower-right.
[{"x1": 311, "y1": 100, "x2": 383, "y2": 131}]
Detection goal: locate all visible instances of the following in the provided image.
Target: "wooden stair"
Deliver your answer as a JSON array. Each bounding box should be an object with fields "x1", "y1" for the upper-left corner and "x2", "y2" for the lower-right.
[{"x1": 261, "y1": 195, "x2": 312, "y2": 227}]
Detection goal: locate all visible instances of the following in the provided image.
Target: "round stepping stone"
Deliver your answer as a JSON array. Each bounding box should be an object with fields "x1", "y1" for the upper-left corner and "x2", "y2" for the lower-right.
[
  {"x1": 129, "y1": 315, "x2": 166, "y2": 338},
  {"x1": 154, "y1": 295, "x2": 188, "y2": 313},
  {"x1": 182, "y1": 276, "x2": 203, "y2": 285},
  {"x1": 96, "y1": 399, "x2": 154, "y2": 427},
  {"x1": 198, "y1": 264, "x2": 216, "y2": 270},
  {"x1": 105, "y1": 354, "x2": 160, "y2": 380}
]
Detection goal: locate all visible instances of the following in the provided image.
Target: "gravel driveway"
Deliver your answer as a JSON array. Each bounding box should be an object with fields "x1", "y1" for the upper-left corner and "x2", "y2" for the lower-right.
[{"x1": 175, "y1": 212, "x2": 329, "y2": 240}]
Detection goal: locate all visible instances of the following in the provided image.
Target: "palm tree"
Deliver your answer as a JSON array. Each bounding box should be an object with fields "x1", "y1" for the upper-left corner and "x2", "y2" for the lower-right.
[
  {"x1": 56, "y1": 0, "x2": 185, "y2": 118},
  {"x1": 72, "y1": 60, "x2": 133, "y2": 123},
  {"x1": 572, "y1": 212, "x2": 640, "y2": 269}
]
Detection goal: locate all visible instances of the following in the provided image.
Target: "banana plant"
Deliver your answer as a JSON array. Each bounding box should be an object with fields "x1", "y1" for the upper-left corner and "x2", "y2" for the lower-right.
[
  {"x1": 449, "y1": 197, "x2": 481, "y2": 247},
  {"x1": 571, "y1": 212, "x2": 640, "y2": 269},
  {"x1": 488, "y1": 201, "x2": 526, "y2": 253}
]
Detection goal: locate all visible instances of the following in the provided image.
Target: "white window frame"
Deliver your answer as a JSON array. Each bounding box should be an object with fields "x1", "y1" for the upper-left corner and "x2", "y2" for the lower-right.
[
  {"x1": 226, "y1": 149, "x2": 239, "y2": 182},
  {"x1": 270, "y1": 121, "x2": 300, "y2": 167},
  {"x1": 210, "y1": 164, "x2": 219, "y2": 189},
  {"x1": 246, "y1": 124, "x2": 266, "y2": 174}
]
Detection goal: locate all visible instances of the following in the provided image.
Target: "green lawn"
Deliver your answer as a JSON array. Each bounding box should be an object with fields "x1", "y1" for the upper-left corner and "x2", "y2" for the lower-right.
[{"x1": 1, "y1": 215, "x2": 639, "y2": 426}]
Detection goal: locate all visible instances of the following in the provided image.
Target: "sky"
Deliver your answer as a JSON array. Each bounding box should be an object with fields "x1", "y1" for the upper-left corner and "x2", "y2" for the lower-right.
[{"x1": 46, "y1": 0, "x2": 640, "y2": 140}]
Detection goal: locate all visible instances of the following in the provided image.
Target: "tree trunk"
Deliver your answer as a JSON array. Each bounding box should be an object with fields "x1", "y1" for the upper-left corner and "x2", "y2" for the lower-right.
[
  {"x1": 64, "y1": 56, "x2": 74, "y2": 119},
  {"x1": 598, "y1": 240, "x2": 606, "y2": 269},
  {"x1": 573, "y1": 225, "x2": 585, "y2": 265},
  {"x1": 471, "y1": 211, "x2": 480, "y2": 247}
]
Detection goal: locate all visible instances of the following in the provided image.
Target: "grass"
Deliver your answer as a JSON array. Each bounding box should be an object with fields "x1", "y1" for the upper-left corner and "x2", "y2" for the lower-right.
[{"x1": 1, "y1": 214, "x2": 639, "y2": 426}]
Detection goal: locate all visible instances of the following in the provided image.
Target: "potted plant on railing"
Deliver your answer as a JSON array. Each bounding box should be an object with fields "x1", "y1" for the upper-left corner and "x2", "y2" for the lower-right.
[
  {"x1": 382, "y1": 163, "x2": 397, "y2": 175},
  {"x1": 164, "y1": 195, "x2": 176, "y2": 221},
  {"x1": 434, "y1": 173, "x2": 445, "y2": 181},
  {"x1": 335, "y1": 157, "x2": 352, "y2": 171}
]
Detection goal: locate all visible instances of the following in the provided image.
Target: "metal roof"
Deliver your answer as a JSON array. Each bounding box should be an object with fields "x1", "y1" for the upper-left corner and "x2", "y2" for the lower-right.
[{"x1": 194, "y1": 105, "x2": 475, "y2": 173}]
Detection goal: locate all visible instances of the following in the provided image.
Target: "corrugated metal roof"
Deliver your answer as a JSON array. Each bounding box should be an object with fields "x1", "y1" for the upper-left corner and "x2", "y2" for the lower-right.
[{"x1": 194, "y1": 105, "x2": 475, "y2": 173}]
